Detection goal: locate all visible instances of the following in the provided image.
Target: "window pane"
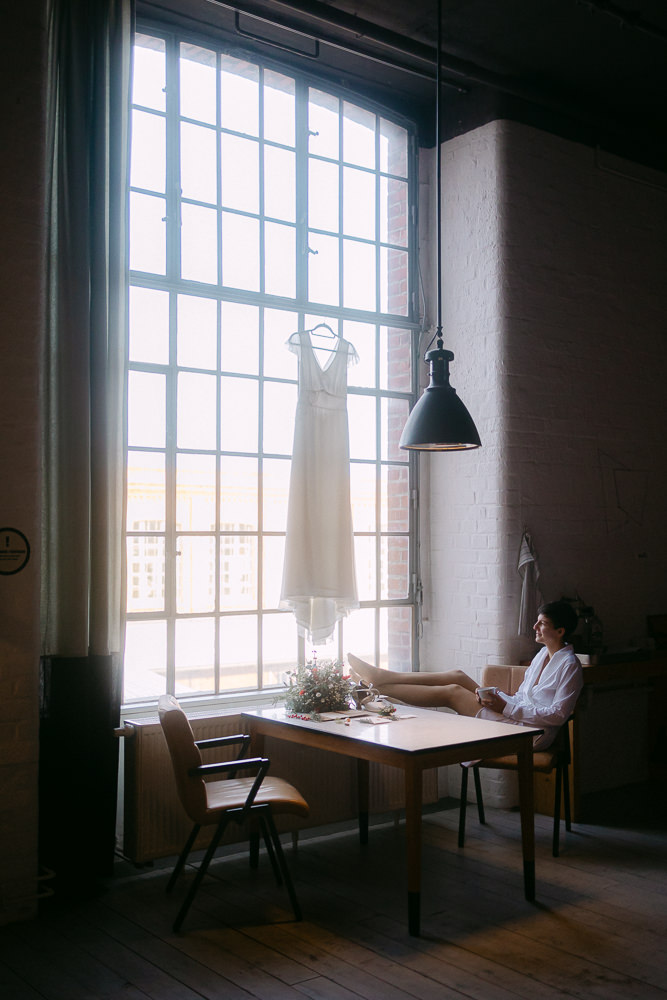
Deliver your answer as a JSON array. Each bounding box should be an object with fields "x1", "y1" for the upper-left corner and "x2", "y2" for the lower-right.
[
  {"x1": 127, "y1": 450, "x2": 165, "y2": 530},
  {"x1": 344, "y1": 239, "x2": 375, "y2": 311},
  {"x1": 221, "y1": 134, "x2": 259, "y2": 213},
  {"x1": 175, "y1": 617, "x2": 215, "y2": 694},
  {"x1": 133, "y1": 36, "x2": 165, "y2": 111},
  {"x1": 343, "y1": 166, "x2": 375, "y2": 240},
  {"x1": 180, "y1": 122, "x2": 217, "y2": 203},
  {"x1": 382, "y1": 397, "x2": 410, "y2": 461},
  {"x1": 264, "y1": 70, "x2": 295, "y2": 145},
  {"x1": 178, "y1": 294, "x2": 217, "y2": 370},
  {"x1": 263, "y1": 381, "x2": 297, "y2": 455},
  {"x1": 131, "y1": 110, "x2": 165, "y2": 192},
  {"x1": 381, "y1": 465, "x2": 409, "y2": 532},
  {"x1": 126, "y1": 535, "x2": 165, "y2": 612},
  {"x1": 128, "y1": 371, "x2": 165, "y2": 448},
  {"x1": 381, "y1": 247, "x2": 409, "y2": 315},
  {"x1": 263, "y1": 309, "x2": 299, "y2": 379},
  {"x1": 180, "y1": 44, "x2": 216, "y2": 125},
  {"x1": 380, "y1": 327, "x2": 412, "y2": 391},
  {"x1": 265, "y1": 146, "x2": 295, "y2": 222},
  {"x1": 345, "y1": 321, "x2": 374, "y2": 388},
  {"x1": 263, "y1": 457, "x2": 291, "y2": 531},
  {"x1": 380, "y1": 605, "x2": 412, "y2": 671},
  {"x1": 381, "y1": 176, "x2": 408, "y2": 246},
  {"x1": 220, "y1": 615, "x2": 258, "y2": 691},
  {"x1": 222, "y1": 213, "x2": 259, "y2": 291},
  {"x1": 221, "y1": 57, "x2": 258, "y2": 135},
  {"x1": 221, "y1": 376, "x2": 258, "y2": 452},
  {"x1": 181, "y1": 203, "x2": 218, "y2": 284},
  {"x1": 265, "y1": 222, "x2": 296, "y2": 298},
  {"x1": 380, "y1": 117, "x2": 408, "y2": 177},
  {"x1": 178, "y1": 372, "x2": 217, "y2": 450},
  {"x1": 308, "y1": 159, "x2": 338, "y2": 232},
  {"x1": 221, "y1": 301, "x2": 259, "y2": 375},
  {"x1": 130, "y1": 192, "x2": 166, "y2": 274},
  {"x1": 262, "y1": 613, "x2": 297, "y2": 687},
  {"x1": 343, "y1": 608, "x2": 375, "y2": 665},
  {"x1": 220, "y1": 534, "x2": 257, "y2": 609},
  {"x1": 308, "y1": 231, "x2": 339, "y2": 305},
  {"x1": 354, "y1": 535, "x2": 376, "y2": 602},
  {"x1": 129, "y1": 286, "x2": 169, "y2": 364},
  {"x1": 177, "y1": 535, "x2": 216, "y2": 612},
  {"x1": 348, "y1": 394, "x2": 376, "y2": 460},
  {"x1": 381, "y1": 535, "x2": 409, "y2": 599},
  {"x1": 263, "y1": 535, "x2": 285, "y2": 609},
  {"x1": 308, "y1": 90, "x2": 339, "y2": 159},
  {"x1": 177, "y1": 453, "x2": 216, "y2": 531},
  {"x1": 343, "y1": 103, "x2": 375, "y2": 168},
  {"x1": 350, "y1": 463, "x2": 376, "y2": 532},
  {"x1": 123, "y1": 620, "x2": 167, "y2": 701},
  {"x1": 221, "y1": 456, "x2": 258, "y2": 532}
]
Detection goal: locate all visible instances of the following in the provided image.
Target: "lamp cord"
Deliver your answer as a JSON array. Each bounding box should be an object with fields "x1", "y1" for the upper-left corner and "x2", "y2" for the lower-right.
[{"x1": 435, "y1": 0, "x2": 444, "y2": 353}]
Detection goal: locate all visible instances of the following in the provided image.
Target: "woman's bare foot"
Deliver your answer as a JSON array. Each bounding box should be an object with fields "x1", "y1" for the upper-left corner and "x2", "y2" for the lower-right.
[{"x1": 347, "y1": 654, "x2": 385, "y2": 688}]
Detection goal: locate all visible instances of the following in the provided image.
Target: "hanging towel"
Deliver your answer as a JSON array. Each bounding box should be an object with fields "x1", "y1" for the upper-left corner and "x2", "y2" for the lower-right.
[{"x1": 517, "y1": 531, "x2": 543, "y2": 636}]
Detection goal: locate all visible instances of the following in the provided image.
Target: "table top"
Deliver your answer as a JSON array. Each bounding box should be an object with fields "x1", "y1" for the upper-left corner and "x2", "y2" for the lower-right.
[{"x1": 242, "y1": 705, "x2": 542, "y2": 761}]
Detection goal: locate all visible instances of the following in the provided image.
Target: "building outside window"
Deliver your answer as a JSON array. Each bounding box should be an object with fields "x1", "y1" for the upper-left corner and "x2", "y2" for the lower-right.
[{"x1": 124, "y1": 23, "x2": 421, "y2": 704}]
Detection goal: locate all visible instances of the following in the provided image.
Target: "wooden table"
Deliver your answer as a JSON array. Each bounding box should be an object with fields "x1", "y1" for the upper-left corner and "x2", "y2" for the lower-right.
[{"x1": 243, "y1": 706, "x2": 542, "y2": 935}]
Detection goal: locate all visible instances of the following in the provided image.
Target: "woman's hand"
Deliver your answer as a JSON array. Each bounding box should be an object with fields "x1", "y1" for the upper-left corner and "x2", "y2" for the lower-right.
[{"x1": 476, "y1": 688, "x2": 507, "y2": 714}]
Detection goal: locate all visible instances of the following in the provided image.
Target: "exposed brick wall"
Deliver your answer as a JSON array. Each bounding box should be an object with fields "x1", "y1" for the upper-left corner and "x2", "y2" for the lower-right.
[{"x1": 421, "y1": 120, "x2": 667, "y2": 803}]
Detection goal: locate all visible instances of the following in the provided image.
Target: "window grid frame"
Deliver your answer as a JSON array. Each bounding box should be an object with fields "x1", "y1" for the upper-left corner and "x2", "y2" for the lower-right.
[{"x1": 124, "y1": 22, "x2": 422, "y2": 705}]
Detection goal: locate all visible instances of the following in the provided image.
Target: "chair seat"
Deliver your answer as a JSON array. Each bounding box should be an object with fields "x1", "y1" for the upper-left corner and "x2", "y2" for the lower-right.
[
  {"x1": 202, "y1": 775, "x2": 309, "y2": 821},
  {"x1": 474, "y1": 750, "x2": 558, "y2": 773}
]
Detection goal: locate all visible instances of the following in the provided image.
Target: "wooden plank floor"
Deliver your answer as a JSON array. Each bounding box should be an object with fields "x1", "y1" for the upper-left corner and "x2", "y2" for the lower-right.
[{"x1": 2, "y1": 795, "x2": 666, "y2": 999}]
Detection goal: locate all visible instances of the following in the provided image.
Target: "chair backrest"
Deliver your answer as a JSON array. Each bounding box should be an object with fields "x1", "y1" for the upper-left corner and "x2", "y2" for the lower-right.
[
  {"x1": 482, "y1": 664, "x2": 527, "y2": 695},
  {"x1": 158, "y1": 695, "x2": 207, "y2": 821}
]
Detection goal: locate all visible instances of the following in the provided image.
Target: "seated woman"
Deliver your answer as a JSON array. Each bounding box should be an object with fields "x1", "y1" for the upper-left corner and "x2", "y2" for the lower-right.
[{"x1": 349, "y1": 600, "x2": 583, "y2": 750}]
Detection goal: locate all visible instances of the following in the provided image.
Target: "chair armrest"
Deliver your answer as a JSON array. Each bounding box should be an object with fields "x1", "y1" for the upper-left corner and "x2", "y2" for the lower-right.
[
  {"x1": 195, "y1": 734, "x2": 251, "y2": 778},
  {"x1": 195, "y1": 734, "x2": 250, "y2": 750},
  {"x1": 190, "y1": 755, "x2": 267, "y2": 778}
]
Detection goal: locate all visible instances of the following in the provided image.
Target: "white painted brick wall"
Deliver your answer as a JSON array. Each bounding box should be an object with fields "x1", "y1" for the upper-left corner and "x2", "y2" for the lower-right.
[{"x1": 420, "y1": 121, "x2": 667, "y2": 805}]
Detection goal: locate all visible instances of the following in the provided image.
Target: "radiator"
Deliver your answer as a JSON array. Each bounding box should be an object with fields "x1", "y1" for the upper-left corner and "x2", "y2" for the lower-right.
[{"x1": 121, "y1": 708, "x2": 438, "y2": 864}]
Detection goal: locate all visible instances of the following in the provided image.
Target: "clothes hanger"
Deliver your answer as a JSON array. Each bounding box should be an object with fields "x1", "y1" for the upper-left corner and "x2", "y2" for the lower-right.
[{"x1": 292, "y1": 322, "x2": 341, "y2": 351}]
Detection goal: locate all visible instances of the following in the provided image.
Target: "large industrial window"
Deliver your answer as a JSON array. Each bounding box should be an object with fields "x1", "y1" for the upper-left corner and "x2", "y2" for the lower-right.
[{"x1": 123, "y1": 25, "x2": 420, "y2": 704}]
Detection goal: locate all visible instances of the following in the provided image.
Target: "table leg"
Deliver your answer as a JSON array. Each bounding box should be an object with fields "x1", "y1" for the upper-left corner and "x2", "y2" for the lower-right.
[
  {"x1": 405, "y1": 766, "x2": 422, "y2": 936},
  {"x1": 517, "y1": 741, "x2": 536, "y2": 901},
  {"x1": 357, "y1": 758, "x2": 369, "y2": 846}
]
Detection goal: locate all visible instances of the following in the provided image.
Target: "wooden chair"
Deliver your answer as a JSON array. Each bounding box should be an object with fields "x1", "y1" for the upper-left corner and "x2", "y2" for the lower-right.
[
  {"x1": 158, "y1": 695, "x2": 309, "y2": 931},
  {"x1": 457, "y1": 665, "x2": 574, "y2": 857}
]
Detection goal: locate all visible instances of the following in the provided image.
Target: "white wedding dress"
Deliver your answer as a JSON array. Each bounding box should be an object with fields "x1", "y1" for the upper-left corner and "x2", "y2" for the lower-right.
[{"x1": 280, "y1": 331, "x2": 359, "y2": 644}]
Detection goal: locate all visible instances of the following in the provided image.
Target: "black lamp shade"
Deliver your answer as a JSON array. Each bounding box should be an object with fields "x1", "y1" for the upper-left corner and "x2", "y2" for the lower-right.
[{"x1": 399, "y1": 347, "x2": 482, "y2": 451}]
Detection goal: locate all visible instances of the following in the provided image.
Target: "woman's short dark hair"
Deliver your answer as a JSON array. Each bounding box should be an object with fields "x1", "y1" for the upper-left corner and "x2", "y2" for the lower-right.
[{"x1": 538, "y1": 600, "x2": 579, "y2": 639}]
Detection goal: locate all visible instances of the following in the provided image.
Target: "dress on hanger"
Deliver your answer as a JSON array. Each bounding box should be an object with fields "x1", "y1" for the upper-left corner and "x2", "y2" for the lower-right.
[{"x1": 280, "y1": 330, "x2": 359, "y2": 644}]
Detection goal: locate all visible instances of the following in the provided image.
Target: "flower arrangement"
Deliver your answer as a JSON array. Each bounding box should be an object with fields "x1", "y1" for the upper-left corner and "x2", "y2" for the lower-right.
[{"x1": 281, "y1": 656, "x2": 355, "y2": 716}]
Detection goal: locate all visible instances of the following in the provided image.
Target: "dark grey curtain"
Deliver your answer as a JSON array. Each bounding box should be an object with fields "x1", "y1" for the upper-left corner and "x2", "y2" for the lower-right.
[{"x1": 41, "y1": 0, "x2": 133, "y2": 890}]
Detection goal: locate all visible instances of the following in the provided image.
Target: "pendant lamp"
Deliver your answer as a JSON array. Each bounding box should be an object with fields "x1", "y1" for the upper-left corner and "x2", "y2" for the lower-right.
[{"x1": 399, "y1": 0, "x2": 481, "y2": 452}]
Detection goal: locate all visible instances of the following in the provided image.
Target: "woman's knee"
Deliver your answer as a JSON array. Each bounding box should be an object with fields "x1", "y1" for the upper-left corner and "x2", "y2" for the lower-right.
[{"x1": 449, "y1": 669, "x2": 473, "y2": 689}]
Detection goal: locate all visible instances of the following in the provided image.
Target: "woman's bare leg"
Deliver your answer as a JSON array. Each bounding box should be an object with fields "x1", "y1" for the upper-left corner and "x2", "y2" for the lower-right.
[
  {"x1": 372, "y1": 681, "x2": 480, "y2": 715},
  {"x1": 348, "y1": 653, "x2": 478, "y2": 695}
]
